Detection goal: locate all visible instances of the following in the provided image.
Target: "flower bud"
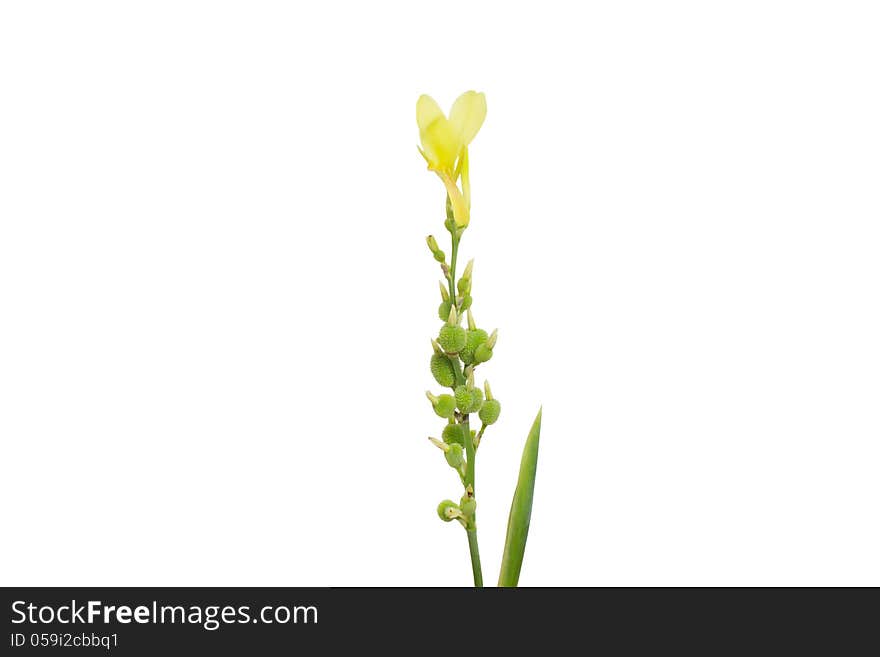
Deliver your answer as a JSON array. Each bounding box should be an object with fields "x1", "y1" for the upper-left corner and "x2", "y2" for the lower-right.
[
  {"x1": 439, "y1": 281, "x2": 449, "y2": 302},
  {"x1": 457, "y1": 277, "x2": 471, "y2": 295},
  {"x1": 461, "y1": 259, "x2": 474, "y2": 282},
  {"x1": 459, "y1": 295, "x2": 472, "y2": 311},
  {"x1": 437, "y1": 499, "x2": 462, "y2": 522},
  {"x1": 459, "y1": 492, "x2": 476, "y2": 517},
  {"x1": 442, "y1": 422, "x2": 467, "y2": 446},
  {"x1": 454, "y1": 384, "x2": 484, "y2": 414},
  {"x1": 478, "y1": 399, "x2": 501, "y2": 425},
  {"x1": 426, "y1": 391, "x2": 456, "y2": 419},
  {"x1": 437, "y1": 299, "x2": 452, "y2": 321},
  {"x1": 430, "y1": 353, "x2": 456, "y2": 387},
  {"x1": 426, "y1": 235, "x2": 446, "y2": 263},
  {"x1": 446, "y1": 304, "x2": 458, "y2": 326}
]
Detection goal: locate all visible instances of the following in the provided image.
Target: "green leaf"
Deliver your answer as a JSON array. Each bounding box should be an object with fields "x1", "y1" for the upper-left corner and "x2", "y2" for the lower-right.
[{"x1": 498, "y1": 407, "x2": 542, "y2": 587}]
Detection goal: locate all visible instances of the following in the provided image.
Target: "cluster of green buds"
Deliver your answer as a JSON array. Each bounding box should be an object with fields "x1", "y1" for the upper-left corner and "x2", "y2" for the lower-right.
[{"x1": 425, "y1": 246, "x2": 502, "y2": 536}]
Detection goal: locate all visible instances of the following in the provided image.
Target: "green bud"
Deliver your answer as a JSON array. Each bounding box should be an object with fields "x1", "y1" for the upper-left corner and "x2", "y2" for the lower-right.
[
  {"x1": 430, "y1": 353, "x2": 456, "y2": 387},
  {"x1": 454, "y1": 384, "x2": 484, "y2": 414},
  {"x1": 437, "y1": 499, "x2": 461, "y2": 522},
  {"x1": 439, "y1": 281, "x2": 449, "y2": 302},
  {"x1": 460, "y1": 492, "x2": 476, "y2": 517},
  {"x1": 459, "y1": 295, "x2": 472, "y2": 311},
  {"x1": 461, "y1": 259, "x2": 474, "y2": 282},
  {"x1": 438, "y1": 300, "x2": 452, "y2": 321},
  {"x1": 438, "y1": 325, "x2": 467, "y2": 355},
  {"x1": 426, "y1": 235, "x2": 446, "y2": 263},
  {"x1": 444, "y1": 443, "x2": 464, "y2": 469},
  {"x1": 457, "y1": 277, "x2": 471, "y2": 295},
  {"x1": 446, "y1": 304, "x2": 458, "y2": 326},
  {"x1": 486, "y1": 329, "x2": 498, "y2": 349},
  {"x1": 426, "y1": 391, "x2": 456, "y2": 419},
  {"x1": 479, "y1": 398, "x2": 501, "y2": 425},
  {"x1": 442, "y1": 422, "x2": 467, "y2": 446},
  {"x1": 473, "y1": 343, "x2": 493, "y2": 364},
  {"x1": 467, "y1": 309, "x2": 477, "y2": 331}
]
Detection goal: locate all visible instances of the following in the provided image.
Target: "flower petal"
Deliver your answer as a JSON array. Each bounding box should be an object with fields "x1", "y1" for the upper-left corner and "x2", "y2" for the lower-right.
[
  {"x1": 417, "y1": 94, "x2": 460, "y2": 172},
  {"x1": 448, "y1": 91, "x2": 486, "y2": 148},
  {"x1": 416, "y1": 94, "x2": 444, "y2": 133}
]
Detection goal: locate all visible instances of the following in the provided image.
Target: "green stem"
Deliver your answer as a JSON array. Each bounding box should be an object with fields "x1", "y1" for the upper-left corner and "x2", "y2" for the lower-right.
[
  {"x1": 446, "y1": 213, "x2": 482, "y2": 587},
  {"x1": 448, "y1": 231, "x2": 459, "y2": 311},
  {"x1": 462, "y1": 413, "x2": 482, "y2": 586},
  {"x1": 467, "y1": 528, "x2": 482, "y2": 587}
]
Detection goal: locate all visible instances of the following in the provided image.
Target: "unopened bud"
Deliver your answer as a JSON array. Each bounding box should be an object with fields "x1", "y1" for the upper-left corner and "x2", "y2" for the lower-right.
[
  {"x1": 446, "y1": 305, "x2": 458, "y2": 326},
  {"x1": 428, "y1": 436, "x2": 449, "y2": 452},
  {"x1": 426, "y1": 234, "x2": 439, "y2": 253},
  {"x1": 460, "y1": 491, "x2": 476, "y2": 517},
  {"x1": 467, "y1": 309, "x2": 476, "y2": 331},
  {"x1": 437, "y1": 300, "x2": 452, "y2": 321},
  {"x1": 462, "y1": 259, "x2": 474, "y2": 281},
  {"x1": 486, "y1": 329, "x2": 498, "y2": 349},
  {"x1": 439, "y1": 281, "x2": 449, "y2": 302},
  {"x1": 425, "y1": 235, "x2": 445, "y2": 263}
]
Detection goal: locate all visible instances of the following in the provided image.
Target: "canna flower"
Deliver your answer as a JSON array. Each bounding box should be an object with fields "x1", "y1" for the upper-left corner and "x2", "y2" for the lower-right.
[
  {"x1": 416, "y1": 91, "x2": 486, "y2": 228},
  {"x1": 416, "y1": 90, "x2": 542, "y2": 588}
]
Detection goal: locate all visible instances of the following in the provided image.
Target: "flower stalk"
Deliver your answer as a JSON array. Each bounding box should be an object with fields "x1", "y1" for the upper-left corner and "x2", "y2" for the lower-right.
[{"x1": 418, "y1": 91, "x2": 541, "y2": 587}]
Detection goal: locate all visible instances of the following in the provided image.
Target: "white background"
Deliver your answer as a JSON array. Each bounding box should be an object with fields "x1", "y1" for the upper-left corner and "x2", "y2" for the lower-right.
[{"x1": 2, "y1": 2, "x2": 878, "y2": 586}]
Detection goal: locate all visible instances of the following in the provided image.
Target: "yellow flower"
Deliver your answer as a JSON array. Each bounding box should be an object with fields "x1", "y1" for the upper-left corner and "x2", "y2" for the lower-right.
[{"x1": 416, "y1": 91, "x2": 486, "y2": 228}]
